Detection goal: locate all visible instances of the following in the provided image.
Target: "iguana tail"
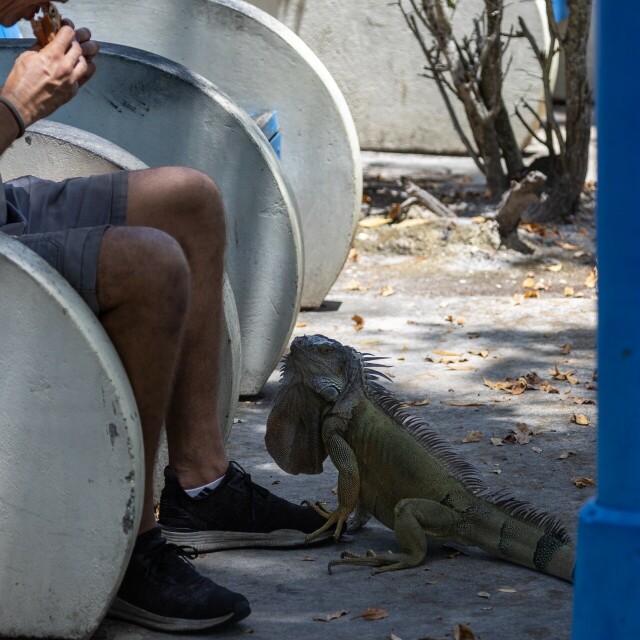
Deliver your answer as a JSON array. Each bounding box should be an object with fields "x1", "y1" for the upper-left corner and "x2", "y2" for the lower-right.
[{"x1": 471, "y1": 492, "x2": 575, "y2": 582}]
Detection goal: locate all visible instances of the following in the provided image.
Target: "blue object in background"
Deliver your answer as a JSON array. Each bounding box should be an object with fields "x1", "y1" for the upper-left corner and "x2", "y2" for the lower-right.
[
  {"x1": 572, "y1": 0, "x2": 640, "y2": 637},
  {"x1": 0, "y1": 24, "x2": 21, "y2": 38},
  {"x1": 552, "y1": 0, "x2": 569, "y2": 22},
  {"x1": 251, "y1": 110, "x2": 282, "y2": 159}
]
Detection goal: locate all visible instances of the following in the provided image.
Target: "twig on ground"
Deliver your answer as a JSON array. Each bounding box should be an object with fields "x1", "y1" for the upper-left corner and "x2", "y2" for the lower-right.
[{"x1": 404, "y1": 180, "x2": 457, "y2": 218}]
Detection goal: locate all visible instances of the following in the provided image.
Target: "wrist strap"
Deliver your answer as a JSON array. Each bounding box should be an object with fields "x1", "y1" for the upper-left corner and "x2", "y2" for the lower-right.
[{"x1": 0, "y1": 96, "x2": 26, "y2": 138}]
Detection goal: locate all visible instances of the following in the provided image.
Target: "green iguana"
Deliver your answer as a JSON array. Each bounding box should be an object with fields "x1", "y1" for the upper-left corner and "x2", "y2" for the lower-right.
[{"x1": 265, "y1": 334, "x2": 575, "y2": 581}]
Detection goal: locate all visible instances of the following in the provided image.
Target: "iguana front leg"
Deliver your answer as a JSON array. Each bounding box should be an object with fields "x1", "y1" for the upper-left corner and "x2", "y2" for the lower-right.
[
  {"x1": 306, "y1": 420, "x2": 360, "y2": 543},
  {"x1": 328, "y1": 498, "x2": 459, "y2": 574}
]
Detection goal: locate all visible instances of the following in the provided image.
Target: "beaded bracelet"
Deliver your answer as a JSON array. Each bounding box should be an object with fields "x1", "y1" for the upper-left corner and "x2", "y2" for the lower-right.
[{"x1": 0, "y1": 96, "x2": 26, "y2": 138}]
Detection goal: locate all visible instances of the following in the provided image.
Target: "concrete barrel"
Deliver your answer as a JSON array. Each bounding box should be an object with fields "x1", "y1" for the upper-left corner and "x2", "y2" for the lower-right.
[
  {"x1": 0, "y1": 236, "x2": 143, "y2": 639},
  {"x1": 0, "y1": 119, "x2": 242, "y2": 436},
  {"x1": 60, "y1": 0, "x2": 362, "y2": 309},
  {"x1": 0, "y1": 42, "x2": 303, "y2": 396},
  {"x1": 249, "y1": 0, "x2": 554, "y2": 155}
]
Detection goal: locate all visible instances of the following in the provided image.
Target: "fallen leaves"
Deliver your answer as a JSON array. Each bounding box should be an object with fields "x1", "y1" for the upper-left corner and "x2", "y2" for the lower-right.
[
  {"x1": 352, "y1": 314, "x2": 365, "y2": 331},
  {"x1": 352, "y1": 608, "x2": 389, "y2": 621},
  {"x1": 462, "y1": 430, "x2": 483, "y2": 443},
  {"x1": 571, "y1": 413, "x2": 591, "y2": 426},
  {"x1": 502, "y1": 422, "x2": 533, "y2": 445},
  {"x1": 551, "y1": 365, "x2": 579, "y2": 385},
  {"x1": 585, "y1": 267, "x2": 598, "y2": 288},
  {"x1": 557, "y1": 451, "x2": 577, "y2": 460},
  {"x1": 454, "y1": 623, "x2": 477, "y2": 640},
  {"x1": 572, "y1": 476, "x2": 596, "y2": 489},
  {"x1": 312, "y1": 610, "x2": 348, "y2": 622},
  {"x1": 379, "y1": 285, "x2": 395, "y2": 297}
]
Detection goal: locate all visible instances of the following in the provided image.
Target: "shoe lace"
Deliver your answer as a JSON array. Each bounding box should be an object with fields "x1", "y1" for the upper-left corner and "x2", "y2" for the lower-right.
[
  {"x1": 143, "y1": 539, "x2": 200, "y2": 580},
  {"x1": 229, "y1": 461, "x2": 271, "y2": 521}
]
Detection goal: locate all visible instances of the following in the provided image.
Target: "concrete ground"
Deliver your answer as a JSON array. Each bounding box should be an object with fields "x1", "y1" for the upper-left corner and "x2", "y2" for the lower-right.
[{"x1": 98, "y1": 172, "x2": 597, "y2": 639}]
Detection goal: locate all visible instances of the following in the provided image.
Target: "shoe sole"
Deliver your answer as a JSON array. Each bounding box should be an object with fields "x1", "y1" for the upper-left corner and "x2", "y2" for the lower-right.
[
  {"x1": 159, "y1": 527, "x2": 335, "y2": 552},
  {"x1": 107, "y1": 597, "x2": 251, "y2": 631}
]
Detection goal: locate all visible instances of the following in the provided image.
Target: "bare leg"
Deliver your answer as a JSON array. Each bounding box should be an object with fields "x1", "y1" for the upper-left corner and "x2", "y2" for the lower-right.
[
  {"x1": 97, "y1": 226, "x2": 191, "y2": 534},
  {"x1": 125, "y1": 167, "x2": 229, "y2": 489}
]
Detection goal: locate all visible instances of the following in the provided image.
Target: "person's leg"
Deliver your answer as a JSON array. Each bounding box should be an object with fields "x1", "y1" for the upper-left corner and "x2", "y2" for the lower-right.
[
  {"x1": 96, "y1": 225, "x2": 191, "y2": 534},
  {"x1": 124, "y1": 167, "x2": 229, "y2": 490},
  {"x1": 95, "y1": 225, "x2": 250, "y2": 630}
]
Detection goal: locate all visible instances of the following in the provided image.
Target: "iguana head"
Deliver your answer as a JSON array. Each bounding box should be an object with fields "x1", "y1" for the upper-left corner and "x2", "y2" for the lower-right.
[{"x1": 265, "y1": 334, "x2": 363, "y2": 474}]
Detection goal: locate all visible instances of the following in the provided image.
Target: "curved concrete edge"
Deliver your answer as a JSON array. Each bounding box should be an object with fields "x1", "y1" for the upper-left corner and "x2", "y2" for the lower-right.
[
  {"x1": 61, "y1": 0, "x2": 361, "y2": 308},
  {"x1": 29, "y1": 120, "x2": 149, "y2": 171},
  {"x1": 152, "y1": 273, "x2": 242, "y2": 502},
  {"x1": 0, "y1": 41, "x2": 303, "y2": 395},
  {"x1": 0, "y1": 234, "x2": 144, "y2": 638}
]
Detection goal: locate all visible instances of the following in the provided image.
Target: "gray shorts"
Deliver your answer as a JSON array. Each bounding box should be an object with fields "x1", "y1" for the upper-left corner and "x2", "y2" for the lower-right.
[{"x1": 1, "y1": 172, "x2": 129, "y2": 314}]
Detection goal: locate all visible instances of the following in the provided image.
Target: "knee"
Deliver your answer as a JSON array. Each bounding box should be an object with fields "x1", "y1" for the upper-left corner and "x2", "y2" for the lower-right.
[
  {"x1": 174, "y1": 168, "x2": 226, "y2": 253},
  {"x1": 99, "y1": 227, "x2": 191, "y2": 331}
]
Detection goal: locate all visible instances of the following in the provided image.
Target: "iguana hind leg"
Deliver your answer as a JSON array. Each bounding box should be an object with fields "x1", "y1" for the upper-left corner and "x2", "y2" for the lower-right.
[{"x1": 328, "y1": 498, "x2": 458, "y2": 574}]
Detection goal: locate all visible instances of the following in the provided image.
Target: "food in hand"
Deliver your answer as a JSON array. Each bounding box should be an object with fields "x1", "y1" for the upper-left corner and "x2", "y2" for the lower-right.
[{"x1": 30, "y1": 3, "x2": 62, "y2": 47}]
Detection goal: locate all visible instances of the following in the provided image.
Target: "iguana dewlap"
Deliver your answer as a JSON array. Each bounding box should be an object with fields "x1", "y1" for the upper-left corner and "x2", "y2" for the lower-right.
[{"x1": 265, "y1": 334, "x2": 575, "y2": 581}]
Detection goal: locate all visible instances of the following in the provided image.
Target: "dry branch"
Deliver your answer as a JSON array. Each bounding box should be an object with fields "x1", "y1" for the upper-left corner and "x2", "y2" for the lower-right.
[{"x1": 405, "y1": 181, "x2": 457, "y2": 218}]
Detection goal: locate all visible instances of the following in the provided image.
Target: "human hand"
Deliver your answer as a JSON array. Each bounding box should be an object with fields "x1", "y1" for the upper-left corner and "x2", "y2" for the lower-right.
[
  {"x1": 0, "y1": 25, "x2": 91, "y2": 127},
  {"x1": 61, "y1": 18, "x2": 99, "y2": 87}
]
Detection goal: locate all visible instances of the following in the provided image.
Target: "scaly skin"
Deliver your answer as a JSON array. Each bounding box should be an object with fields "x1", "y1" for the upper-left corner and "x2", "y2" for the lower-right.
[{"x1": 265, "y1": 335, "x2": 576, "y2": 581}]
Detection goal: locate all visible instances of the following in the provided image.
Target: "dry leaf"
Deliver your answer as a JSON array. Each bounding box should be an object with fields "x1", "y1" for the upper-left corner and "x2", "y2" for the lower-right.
[
  {"x1": 532, "y1": 446, "x2": 542, "y2": 453},
  {"x1": 491, "y1": 468, "x2": 502, "y2": 474},
  {"x1": 557, "y1": 451, "x2": 576, "y2": 460},
  {"x1": 457, "y1": 317, "x2": 466, "y2": 326},
  {"x1": 522, "y1": 276, "x2": 535, "y2": 289},
  {"x1": 462, "y1": 430, "x2": 482, "y2": 443},
  {"x1": 477, "y1": 591, "x2": 491, "y2": 599},
  {"x1": 552, "y1": 365, "x2": 579, "y2": 385},
  {"x1": 556, "y1": 240, "x2": 582, "y2": 251},
  {"x1": 454, "y1": 623, "x2": 476, "y2": 640},
  {"x1": 352, "y1": 315, "x2": 365, "y2": 331},
  {"x1": 379, "y1": 285, "x2": 395, "y2": 297},
  {"x1": 313, "y1": 610, "x2": 349, "y2": 622},
  {"x1": 540, "y1": 382, "x2": 560, "y2": 394},
  {"x1": 301, "y1": 556, "x2": 317, "y2": 561},
  {"x1": 239, "y1": 625, "x2": 254, "y2": 634},
  {"x1": 545, "y1": 263, "x2": 564, "y2": 272},
  {"x1": 295, "y1": 321, "x2": 308, "y2": 328},
  {"x1": 585, "y1": 267, "x2": 598, "y2": 288},
  {"x1": 564, "y1": 286, "x2": 575, "y2": 297},
  {"x1": 352, "y1": 608, "x2": 389, "y2": 621},
  {"x1": 572, "y1": 414, "x2": 590, "y2": 426},
  {"x1": 497, "y1": 587, "x2": 517, "y2": 594},
  {"x1": 571, "y1": 397, "x2": 596, "y2": 405},
  {"x1": 524, "y1": 290, "x2": 540, "y2": 299},
  {"x1": 404, "y1": 398, "x2": 431, "y2": 407},
  {"x1": 513, "y1": 293, "x2": 524, "y2": 306},
  {"x1": 572, "y1": 476, "x2": 596, "y2": 489},
  {"x1": 561, "y1": 343, "x2": 572, "y2": 354},
  {"x1": 343, "y1": 280, "x2": 370, "y2": 292},
  {"x1": 490, "y1": 437, "x2": 504, "y2": 446},
  {"x1": 348, "y1": 248, "x2": 359, "y2": 262},
  {"x1": 433, "y1": 349, "x2": 462, "y2": 357},
  {"x1": 448, "y1": 365, "x2": 478, "y2": 371},
  {"x1": 469, "y1": 349, "x2": 489, "y2": 358},
  {"x1": 390, "y1": 635, "x2": 403, "y2": 640},
  {"x1": 534, "y1": 280, "x2": 550, "y2": 291},
  {"x1": 359, "y1": 216, "x2": 392, "y2": 228}
]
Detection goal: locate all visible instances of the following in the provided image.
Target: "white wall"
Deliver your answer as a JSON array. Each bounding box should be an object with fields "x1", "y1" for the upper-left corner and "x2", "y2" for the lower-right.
[{"x1": 250, "y1": 0, "x2": 553, "y2": 154}]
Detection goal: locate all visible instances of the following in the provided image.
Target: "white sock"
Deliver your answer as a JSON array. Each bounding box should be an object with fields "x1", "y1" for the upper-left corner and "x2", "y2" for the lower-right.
[{"x1": 184, "y1": 475, "x2": 225, "y2": 498}]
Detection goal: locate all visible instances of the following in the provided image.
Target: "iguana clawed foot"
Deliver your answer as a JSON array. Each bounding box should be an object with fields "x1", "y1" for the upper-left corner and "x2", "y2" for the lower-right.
[
  {"x1": 327, "y1": 549, "x2": 423, "y2": 575},
  {"x1": 302, "y1": 500, "x2": 352, "y2": 543}
]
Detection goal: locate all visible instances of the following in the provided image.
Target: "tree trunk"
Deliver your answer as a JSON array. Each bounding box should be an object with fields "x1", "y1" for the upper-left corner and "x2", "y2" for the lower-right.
[
  {"x1": 481, "y1": 0, "x2": 524, "y2": 178},
  {"x1": 537, "y1": 0, "x2": 593, "y2": 220}
]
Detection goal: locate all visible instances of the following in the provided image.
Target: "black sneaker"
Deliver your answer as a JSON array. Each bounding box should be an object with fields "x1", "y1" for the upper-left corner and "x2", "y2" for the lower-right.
[
  {"x1": 108, "y1": 527, "x2": 250, "y2": 631},
  {"x1": 158, "y1": 462, "x2": 332, "y2": 551}
]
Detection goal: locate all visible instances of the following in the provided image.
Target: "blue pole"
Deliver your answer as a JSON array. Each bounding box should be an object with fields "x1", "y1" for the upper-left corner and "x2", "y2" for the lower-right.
[{"x1": 572, "y1": 1, "x2": 640, "y2": 637}]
